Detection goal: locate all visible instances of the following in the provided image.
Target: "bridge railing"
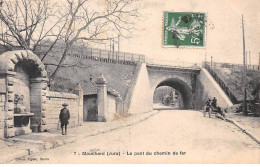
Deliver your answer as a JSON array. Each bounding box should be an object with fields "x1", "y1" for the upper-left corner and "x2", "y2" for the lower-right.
[
  {"x1": 36, "y1": 44, "x2": 202, "y2": 69},
  {"x1": 146, "y1": 58, "x2": 202, "y2": 70},
  {"x1": 35, "y1": 44, "x2": 146, "y2": 64},
  {"x1": 69, "y1": 47, "x2": 146, "y2": 64},
  {"x1": 204, "y1": 61, "x2": 260, "y2": 71},
  {"x1": 204, "y1": 62, "x2": 239, "y2": 104}
]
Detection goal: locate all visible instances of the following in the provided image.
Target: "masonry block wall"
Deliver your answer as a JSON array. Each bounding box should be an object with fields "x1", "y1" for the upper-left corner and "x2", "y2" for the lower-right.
[
  {"x1": 106, "y1": 94, "x2": 117, "y2": 121},
  {"x1": 0, "y1": 50, "x2": 84, "y2": 138},
  {"x1": 195, "y1": 68, "x2": 233, "y2": 109},
  {"x1": 128, "y1": 63, "x2": 153, "y2": 114},
  {"x1": 45, "y1": 91, "x2": 81, "y2": 129},
  {"x1": 123, "y1": 64, "x2": 142, "y2": 113},
  {"x1": 115, "y1": 100, "x2": 125, "y2": 116}
]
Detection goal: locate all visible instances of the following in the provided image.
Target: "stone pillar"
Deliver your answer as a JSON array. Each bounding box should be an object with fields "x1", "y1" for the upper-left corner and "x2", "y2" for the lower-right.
[
  {"x1": 75, "y1": 83, "x2": 83, "y2": 125},
  {"x1": 0, "y1": 71, "x2": 16, "y2": 138},
  {"x1": 6, "y1": 72, "x2": 16, "y2": 137},
  {"x1": 30, "y1": 77, "x2": 48, "y2": 132},
  {"x1": 96, "y1": 73, "x2": 107, "y2": 122},
  {"x1": 191, "y1": 74, "x2": 197, "y2": 109},
  {"x1": 0, "y1": 77, "x2": 6, "y2": 138}
]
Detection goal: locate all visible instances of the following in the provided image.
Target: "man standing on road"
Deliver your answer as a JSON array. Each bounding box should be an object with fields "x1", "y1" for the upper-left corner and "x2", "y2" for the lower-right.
[
  {"x1": 204, "y1": 99, "x2": 212, "y2": 117},
  {"x1": 59, "y1": 103, "x2": 70, "y2": 135},
  {"x1": 212, "y1": 97, "x2": 217, "y2": 109}
]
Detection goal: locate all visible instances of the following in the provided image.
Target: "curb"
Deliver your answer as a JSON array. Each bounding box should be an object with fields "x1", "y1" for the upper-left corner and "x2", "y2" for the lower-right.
[
  {"x1": 5, "y1": 110, "x2": 159, "y2": 163},
  {"x1": 226, "y1": 118, "x2": 260, "y2": 145}
]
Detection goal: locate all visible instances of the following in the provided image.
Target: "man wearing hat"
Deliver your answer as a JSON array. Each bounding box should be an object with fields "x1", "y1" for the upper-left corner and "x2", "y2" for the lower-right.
[
  {"x1": 59, "y1": 103, "x2": 70, "y2": 135},
  {"x1": 212, "y1": 97, "x2": 217, "y2": 109},
  {"x1": 204, "y1": 99, "x2": 212, "y2": 117}
]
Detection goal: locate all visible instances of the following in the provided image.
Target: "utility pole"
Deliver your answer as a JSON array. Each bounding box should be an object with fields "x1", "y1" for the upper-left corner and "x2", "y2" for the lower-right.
[
  {"x1": 112, "y1": 38, "x2": 115, "y2": 60},
  {"x1": 211, "y1": 56, "x2": 213, "y2": 68},
  {"x1": 245, "y1": 51, "x2": 247, "y2": 68},
  {"x1": 249, "y1": 51, "x2": 251, "y2": 68},
  {"x1": 242, "y1": 15, "x2": 247, "y2": 116},
  {"x1": 117, "y1": 34, "x2": 120, "y2": 63},
  {"x1": 259, "y1": 52, "x2": 260, "y2": 66},
  {"x1": 109, "y1": 38, "x2": 112, "y2": 60}
]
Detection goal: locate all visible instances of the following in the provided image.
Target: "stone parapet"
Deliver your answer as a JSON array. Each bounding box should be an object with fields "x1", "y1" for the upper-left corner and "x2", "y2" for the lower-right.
[{"x1": 46, "y1": 91, "x2": 79, "y2": 99}]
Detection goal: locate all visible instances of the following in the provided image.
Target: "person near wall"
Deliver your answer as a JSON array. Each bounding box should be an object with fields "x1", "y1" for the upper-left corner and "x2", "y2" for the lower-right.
[
  {"x1": 204, "y1": 99, "x2": 212, "y2": 117},
  {"x1": 59, "y1": 103, "x2": 70, "y2": 135},
  {"x1": 211, "y1": 97, "x2": 217, "y2": 109}
]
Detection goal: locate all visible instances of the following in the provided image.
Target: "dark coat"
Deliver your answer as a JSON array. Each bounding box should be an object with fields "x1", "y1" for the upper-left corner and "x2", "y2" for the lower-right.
[
  {"x1": 59, "y1": 108, "x2": 70, "y2": 126},
  {"x1": 211, "y1": 98, "x2": 217, "y2": 108},
  {"x1": 205, "y1": 101, "x2": 211, "y2": 112}
]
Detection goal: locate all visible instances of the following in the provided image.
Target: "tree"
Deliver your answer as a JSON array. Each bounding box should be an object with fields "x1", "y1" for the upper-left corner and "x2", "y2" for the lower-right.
[
  {"x1": 0, "y1": 0, "x2": 142, "y2": 78},
  {"x1": 0, "y1": 0, "x2": 66, "y2": 56}
]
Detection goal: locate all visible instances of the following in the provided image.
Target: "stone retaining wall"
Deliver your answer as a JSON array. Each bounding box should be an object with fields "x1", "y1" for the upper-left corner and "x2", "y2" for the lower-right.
[
  {"x1": 44, "y1": 91, "x2": 81, "y2": 129},
  {"x1": 195, "y1": 68, "x2": 233, "y2": 109},
  {"x1": 0, "y1": 50, "x2": 84, "y2": 138}
]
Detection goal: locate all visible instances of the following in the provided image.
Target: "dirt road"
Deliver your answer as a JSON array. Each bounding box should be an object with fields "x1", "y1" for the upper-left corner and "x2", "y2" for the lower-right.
[{"x1": 12, "y1": 110, "x2": 260, "y2": 164}]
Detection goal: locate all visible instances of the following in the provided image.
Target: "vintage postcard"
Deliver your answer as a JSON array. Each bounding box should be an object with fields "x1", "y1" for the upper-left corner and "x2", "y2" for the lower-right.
[{"x1": 0, "y1": 0, "x2": 259, "y2": 164}]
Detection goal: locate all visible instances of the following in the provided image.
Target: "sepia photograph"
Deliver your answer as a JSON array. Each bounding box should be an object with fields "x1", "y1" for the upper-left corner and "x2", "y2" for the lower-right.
[{"x1": 0, "y1": 0, "x2": 259, "y2": 164}]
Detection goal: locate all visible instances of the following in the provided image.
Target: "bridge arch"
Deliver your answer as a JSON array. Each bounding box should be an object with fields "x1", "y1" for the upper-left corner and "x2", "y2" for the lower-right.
[{"x1": 152, "y1": 77, "x2": 193, "y2": 109}]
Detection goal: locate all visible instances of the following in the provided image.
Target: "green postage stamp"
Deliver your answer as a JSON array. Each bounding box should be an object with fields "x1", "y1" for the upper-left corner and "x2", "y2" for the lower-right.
[{"x1": 163, "y1": 12, "x2": 206, "y2": 47}]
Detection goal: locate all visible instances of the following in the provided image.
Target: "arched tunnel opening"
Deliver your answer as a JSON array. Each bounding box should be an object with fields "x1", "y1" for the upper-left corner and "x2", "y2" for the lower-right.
[
  {"x1": 153, "y1": 86, "x2": 180, "y2": 108},
  {"x1": 153, "y1": 78, "x2": 193, "y2": 109}
]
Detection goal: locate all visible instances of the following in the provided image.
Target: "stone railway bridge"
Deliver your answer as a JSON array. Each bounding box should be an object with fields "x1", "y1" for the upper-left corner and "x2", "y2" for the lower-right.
[
  {"x1": 128, "y1": 63, "x2": 233, "y2": 114},
  {"x1": 35, "y1": 44, "x2": 233, "y2": 112},
  {"x1": 147, "y1": 65, "x2": 200, "y2": 109},
  {"x1": 0, "y1": 49, "x2": 233, "y2": 138}
]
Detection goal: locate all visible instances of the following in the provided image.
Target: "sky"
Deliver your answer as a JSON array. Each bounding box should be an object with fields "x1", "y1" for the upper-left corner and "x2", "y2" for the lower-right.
[
  {"x1": 4, "y1": 0, "x2": 259, "y2": 65},
  {"x1": 116, "y1": 0, "x2": 260, "y2": 65}
]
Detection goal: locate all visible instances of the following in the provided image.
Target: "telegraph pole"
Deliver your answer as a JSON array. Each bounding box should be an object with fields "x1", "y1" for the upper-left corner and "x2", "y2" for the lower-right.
[
  {"x1": 259, "y1": 52, "x2": 260, "y2": 66},
  {"x1": 245, "y1": 51, "x2": 247, "y2": 68},
  {"x1": 249, "y1": 51, "x2": 251, "y2": 68},
  {"x1": 112, "y1": 38, "x2": 115, "y2": 60},
  {"x1": 211, "y1": 56, "x2": 213, "y2": 68},
  {"x1": 109, "y1": 38, "x2": 112, "y2": 60},
  {"x1": 242, "y1": 15, "x2": 247, "y2": 116},
  {"x1": 117, "y1": 34, "x2": 120, "y2": 63}
]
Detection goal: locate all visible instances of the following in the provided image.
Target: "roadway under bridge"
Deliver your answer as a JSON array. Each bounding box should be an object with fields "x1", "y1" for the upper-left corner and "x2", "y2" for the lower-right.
[{"x1": 127, "y1": 63, "x2": 233, "y2": 114}]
